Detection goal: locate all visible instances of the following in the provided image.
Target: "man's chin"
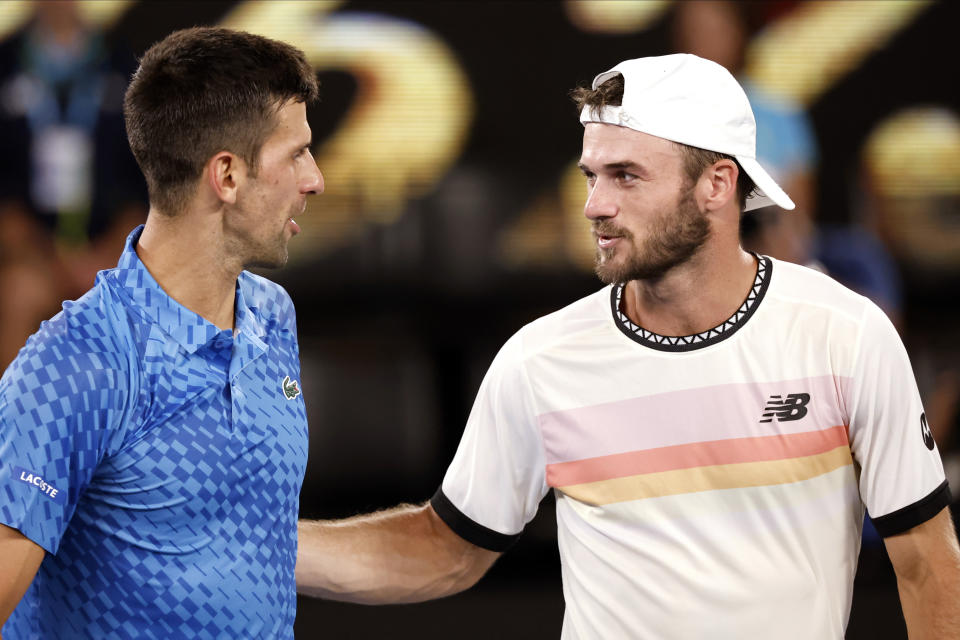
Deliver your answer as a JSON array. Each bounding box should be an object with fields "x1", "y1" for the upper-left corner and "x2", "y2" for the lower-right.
[
  {"x1": 245, "y1": 249, "x2": 289, "y2": 271},
  {"x1": 594, "y1": 255, "x2": 683, "y2": 284},
  {"x1": 594, "y1": 256, "x2": 626, "y2": 285}
]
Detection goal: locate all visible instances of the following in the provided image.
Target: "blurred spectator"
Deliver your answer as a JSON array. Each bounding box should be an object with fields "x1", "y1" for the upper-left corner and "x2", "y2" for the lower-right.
[{"x1": 0, "y1": 0, "x2": 146, "y2": 368}]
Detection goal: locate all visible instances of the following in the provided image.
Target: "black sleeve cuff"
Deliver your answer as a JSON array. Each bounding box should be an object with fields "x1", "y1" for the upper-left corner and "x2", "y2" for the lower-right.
[
  {"x1": 871, "y1": 480, "x2": 952, "y2": 538},
  {"x1": 430, "y1": 487, "x2": 521, "y2": 552}
]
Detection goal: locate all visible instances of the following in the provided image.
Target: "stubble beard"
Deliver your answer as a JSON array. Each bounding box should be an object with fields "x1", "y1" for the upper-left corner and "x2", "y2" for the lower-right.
[
  {"x1": 228, "y1": 207, "x2": 292, "y2": 271},
  {"x1": 593, "y1": 186, "x2": 710, "y2": 285},
  {"x1": 243, "y1": 231, "x2": 290, "y2": 270},
  {"x1": 244, "y1": 246, "x2": 288, "y2": 270}
]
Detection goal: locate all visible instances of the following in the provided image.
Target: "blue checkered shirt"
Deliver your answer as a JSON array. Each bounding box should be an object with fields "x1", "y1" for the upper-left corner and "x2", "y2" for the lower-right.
[{"x1": 1, "y1": 226, "x2": 308, "y2": 638}]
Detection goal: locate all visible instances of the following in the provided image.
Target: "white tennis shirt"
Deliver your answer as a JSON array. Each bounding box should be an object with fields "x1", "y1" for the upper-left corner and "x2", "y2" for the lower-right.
[{"x1": 431, "y1": 256, "x2": 948, "y2": 639}]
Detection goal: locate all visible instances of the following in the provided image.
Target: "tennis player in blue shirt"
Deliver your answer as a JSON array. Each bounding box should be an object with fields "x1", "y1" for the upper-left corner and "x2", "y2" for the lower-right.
[{"x1": 0, "y1": 27, "x2": 322, "y2": 638}]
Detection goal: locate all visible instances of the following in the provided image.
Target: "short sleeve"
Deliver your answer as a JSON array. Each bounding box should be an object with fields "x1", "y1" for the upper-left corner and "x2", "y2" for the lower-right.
[
  {"x1": 0, "y1": 317, "x2": 129, "y2": 553},
  {"x1": 845, "y1": 302, "x2": 950, "y2": 537},
  {"x1": 432, "y1": 330, "x2": 549, "y2": 552}
]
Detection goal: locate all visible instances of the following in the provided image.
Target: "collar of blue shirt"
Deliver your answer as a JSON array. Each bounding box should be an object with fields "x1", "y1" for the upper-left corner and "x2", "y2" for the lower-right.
[{"x1": 102, "y1": 226, "x2": 269, "y2": 363}]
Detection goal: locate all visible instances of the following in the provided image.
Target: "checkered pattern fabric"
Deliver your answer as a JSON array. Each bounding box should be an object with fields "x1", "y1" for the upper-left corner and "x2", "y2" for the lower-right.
[{"x1": 1, "y1": 226, "x2": 308, "y2": 638}]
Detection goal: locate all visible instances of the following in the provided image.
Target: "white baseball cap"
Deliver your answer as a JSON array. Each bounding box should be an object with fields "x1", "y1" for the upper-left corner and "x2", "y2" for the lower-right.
[{"x1": 579, "y1": 54, "x2": 795, "y2": 211}]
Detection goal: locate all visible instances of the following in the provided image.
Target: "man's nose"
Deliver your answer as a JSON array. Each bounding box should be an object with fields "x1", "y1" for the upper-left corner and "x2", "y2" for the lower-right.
[
  {"x1": 584, "y1": 181, "x2": 617, "y2": 220},
  {"x1": 304, "y1": 157, "x2": 323, "y2": 195}
]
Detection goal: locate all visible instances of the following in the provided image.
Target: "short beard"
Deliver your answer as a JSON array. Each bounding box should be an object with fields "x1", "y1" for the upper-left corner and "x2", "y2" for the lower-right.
[
  {"x1": 244, "y1": 246, "x2": 289, "y2": 270},
  {"x1": 224, "y1": 222, "x2": 290, "y2": 271},
  {"x1": 594, "y1": 186, "x2": 709, "y2": 284}
]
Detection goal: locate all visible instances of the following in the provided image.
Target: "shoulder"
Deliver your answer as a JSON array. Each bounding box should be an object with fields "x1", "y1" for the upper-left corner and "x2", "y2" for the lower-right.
[
  {"x1": 765, "y1": 257, "x2": 872, "y2": 324},
  {"x1": 2, "y1": 282, "x2": 134, "y2": 404},
  {"x1": 30, "y1": 281, "x2": 133, "y2": 362},
  {"x1": 510, "y1": 286, "x2": 612, "y2": 359},
  {"x1": 238, "y1": 271, "x2": 297, "y2": 331}
]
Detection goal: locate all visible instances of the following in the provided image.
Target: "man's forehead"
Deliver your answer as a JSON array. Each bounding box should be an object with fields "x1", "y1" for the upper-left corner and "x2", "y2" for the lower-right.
[
  {"x1": 268, "y1": 100, "x2": 311, "y2": 141},
  {"x1": 580, "y1": 122, "x2": 680, "y2": 167},
  {"x1": 275, "y1": 99, "x2": 308, "y2": 127}
]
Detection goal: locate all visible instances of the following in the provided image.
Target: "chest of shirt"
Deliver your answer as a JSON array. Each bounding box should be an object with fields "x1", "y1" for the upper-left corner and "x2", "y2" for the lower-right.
[
  {"x1": 79, "y1": 330, "x2": 308, "y2": 548},
  {"x1": 525, "y1": 321, "x2": 855, "y2": 501}
]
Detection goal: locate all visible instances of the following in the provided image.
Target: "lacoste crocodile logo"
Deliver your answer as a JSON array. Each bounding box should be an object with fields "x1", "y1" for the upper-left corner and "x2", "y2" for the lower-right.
[
  {"x1": 281, "y1": 376, "x2": 301, "y2": 400},
  {"x1": 759, "y1": 393, "x2": 810, "y2": 423}
]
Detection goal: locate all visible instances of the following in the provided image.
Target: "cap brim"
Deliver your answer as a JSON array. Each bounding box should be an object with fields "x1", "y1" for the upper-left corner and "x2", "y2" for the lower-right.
[{"x1": 736, "y1": 156, "x2": 795, "y2": 212}]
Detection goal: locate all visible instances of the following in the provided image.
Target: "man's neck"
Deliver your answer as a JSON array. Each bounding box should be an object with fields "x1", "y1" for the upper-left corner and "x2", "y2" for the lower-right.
[
  {"x1": 135, "y1": 210, "x2": 240, "y2": 331},
  {"x1": 620, "y1": 245, "x2": 758, "y2": 338}
]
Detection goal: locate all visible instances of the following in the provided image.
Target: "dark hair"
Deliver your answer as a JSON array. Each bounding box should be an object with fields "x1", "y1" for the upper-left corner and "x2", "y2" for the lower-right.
[
  {"x1": 571, "y1": 74, "x2": 756, "y2": 210},
  {"x1": 124, "y1": 27, "x2": 319, "y2": 215}
]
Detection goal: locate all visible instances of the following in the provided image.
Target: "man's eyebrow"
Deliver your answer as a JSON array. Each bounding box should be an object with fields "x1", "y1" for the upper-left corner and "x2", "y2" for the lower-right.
[{"x1": 578, "y1": 160, "x2": 651, "y2": 176}]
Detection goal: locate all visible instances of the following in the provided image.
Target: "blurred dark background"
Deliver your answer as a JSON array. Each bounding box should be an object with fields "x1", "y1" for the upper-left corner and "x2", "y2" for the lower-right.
[{"x1": 1, "y1": 1, "x2": 958, "y2": 637}]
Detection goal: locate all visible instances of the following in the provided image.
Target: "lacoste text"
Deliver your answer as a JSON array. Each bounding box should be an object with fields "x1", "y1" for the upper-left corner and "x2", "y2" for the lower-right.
[{"x1": 13, "y1": 466, "x2": 66, "y2": 504}]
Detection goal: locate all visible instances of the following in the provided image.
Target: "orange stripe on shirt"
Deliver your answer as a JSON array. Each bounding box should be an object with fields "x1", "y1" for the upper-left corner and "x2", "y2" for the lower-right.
[
  {"x1": 558, "y1": 445, "x2": 854, "y2": 506},
  {"x1": 546, "y1": 424, "x2": 849, "y2": 487}
]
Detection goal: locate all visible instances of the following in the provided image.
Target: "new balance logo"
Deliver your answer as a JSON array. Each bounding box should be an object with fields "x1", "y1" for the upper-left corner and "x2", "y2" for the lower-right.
[{"x1": 760, "y1": 393, "x2": 810, "y2": 423}]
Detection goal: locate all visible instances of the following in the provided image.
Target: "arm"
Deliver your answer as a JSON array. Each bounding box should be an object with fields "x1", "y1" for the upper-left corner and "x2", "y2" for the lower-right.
[
  {"x1": 296, "y1": 502, "x2": 500, "y2": 604},
  {"x1": 885, "y1": 506, "x2": 960, "y2": 639},
  {"x1": 0, "y1": 523, "x2": 44, "y2": 629}
]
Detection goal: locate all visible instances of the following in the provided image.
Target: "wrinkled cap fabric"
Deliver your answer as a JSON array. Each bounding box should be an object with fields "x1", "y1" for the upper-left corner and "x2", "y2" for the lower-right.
[{"x1": 579, "y1": 54, "x2": 795, "y2": 212}]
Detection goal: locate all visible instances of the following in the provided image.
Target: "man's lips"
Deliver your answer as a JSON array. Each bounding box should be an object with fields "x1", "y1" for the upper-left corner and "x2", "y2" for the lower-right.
[
  {"x1": 594, "y1": 229, "x2": 624, "y2": 249},
  {"x1": 288, "y1": 200, "x2": 307, "y2": 235},
  {"x1": 599, "y1": 235, "x2": 622, "y2": 249}
]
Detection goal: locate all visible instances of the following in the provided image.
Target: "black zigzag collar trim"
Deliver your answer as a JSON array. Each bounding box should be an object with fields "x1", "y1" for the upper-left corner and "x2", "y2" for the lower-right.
[{"x1": 610, "y1": 256, "x2": 772, "y2": 353}]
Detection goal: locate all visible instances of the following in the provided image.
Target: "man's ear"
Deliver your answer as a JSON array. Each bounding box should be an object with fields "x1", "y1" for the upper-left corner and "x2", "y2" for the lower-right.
[
  {"x1": 206, "y1": 151, "x2": 245, "y2": 205},
  {"x1": 700, "y1": 159, "x2": 738, "y2": 212}
]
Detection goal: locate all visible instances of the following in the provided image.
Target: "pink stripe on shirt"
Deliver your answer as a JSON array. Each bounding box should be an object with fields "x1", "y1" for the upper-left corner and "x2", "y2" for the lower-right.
[
  {"x1": 545, "y1": 424, "x2": 850, "y2": 487},
  {"x1": 537, "y1": 376, "x2": 849, "y2": 464}
]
